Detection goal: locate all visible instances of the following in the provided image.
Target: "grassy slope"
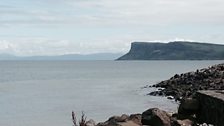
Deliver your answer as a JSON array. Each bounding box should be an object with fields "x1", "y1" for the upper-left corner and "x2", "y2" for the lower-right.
[{"x1": 117, "y1": 41, "x2": 224, "y2": 60}]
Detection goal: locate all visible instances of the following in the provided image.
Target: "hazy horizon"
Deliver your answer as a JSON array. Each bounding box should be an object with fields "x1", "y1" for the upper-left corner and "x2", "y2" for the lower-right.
[{"x1": 1, "y1": 0, "x2": 224, "y2": 56}]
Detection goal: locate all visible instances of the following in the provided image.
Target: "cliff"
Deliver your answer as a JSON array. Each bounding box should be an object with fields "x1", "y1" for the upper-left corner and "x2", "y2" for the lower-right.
[{"x1": 117, "y1": 41, "x2": 224, "y2": 60}]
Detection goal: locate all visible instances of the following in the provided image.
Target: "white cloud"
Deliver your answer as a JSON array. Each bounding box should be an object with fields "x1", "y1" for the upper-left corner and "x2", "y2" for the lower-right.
[
  {"x1": 0, "y1": 0, "x2": 224, "y2": 55},
  {"x1": 0, "y1": 37, "x2": 131, "y2": 56},
  {"x1": 1, "y1": 33, "x2": 224, "y2": 56},
  {"x1": 64, "y1": 0, "x2": 224, "y2": 26},
  {"x1": 1, "y1": 0, "x2": 224, "y2": 26}
]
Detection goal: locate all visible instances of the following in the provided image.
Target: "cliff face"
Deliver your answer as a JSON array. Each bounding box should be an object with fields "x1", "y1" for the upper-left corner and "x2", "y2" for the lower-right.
[{"x1": 117, "y1": 41, "x2": 224, "y2": 60}]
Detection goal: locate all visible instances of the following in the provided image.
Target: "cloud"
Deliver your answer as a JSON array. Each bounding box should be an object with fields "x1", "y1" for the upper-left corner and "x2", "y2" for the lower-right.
[
  {"x1": 0, "y1": 0, "x2": 224, "y2": 55},
  {"x1": 0, "y1": 37, "x2": 131, "y2": 56},
  {"x1": 1, "y1": 0, "x2": 224, "y2": 26},
  {"x1": 65, "y1": 0, "x2": 224, "y2": 26},
  {"x1": 2, "y1": 32, "x2": 224, "y2": 56}
]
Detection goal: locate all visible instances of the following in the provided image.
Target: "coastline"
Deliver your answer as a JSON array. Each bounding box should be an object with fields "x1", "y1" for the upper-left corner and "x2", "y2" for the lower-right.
[
  {"x1": 1, "y1": 61, "x2": 223, "y2": 126},
  {"x1": 76, "y1": 63, "x2": 224, "y2": 126}
]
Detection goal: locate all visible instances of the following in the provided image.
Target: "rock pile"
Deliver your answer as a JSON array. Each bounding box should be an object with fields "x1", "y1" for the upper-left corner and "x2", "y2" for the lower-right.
[
  {"x1": 95, "y1": 97, "x2": 215, "y2": 126},
  {"x1": 74, "y1": 92, "x2": 218, "y2": 126},
  {"x1": 95, "y1": 107, "x2": 197, "y2": 126},
  {"x1": 96, "y1": 114, "x2": 141, "y2": 126},
  {"x1": 148, "y1": 63, "x2": 224, "y2": 101}
]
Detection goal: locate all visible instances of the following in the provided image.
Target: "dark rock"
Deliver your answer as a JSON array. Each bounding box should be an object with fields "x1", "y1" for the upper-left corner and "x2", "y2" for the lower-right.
[
  {"x1": 196, "y1": 90, "x2": 224, "y2": 126},
  {"x1": 141, "y1": 108, "x2": 172, "y2": 126},
  {"x1": 178, "y1": 98, "x2": 199, "y2": 115},
  {"x1": 148, "y1": 63, "x2": 224, "y2": 101},
  {"x1": 174, "y1": 74, "x2": 180, "y2": 78},
  {"x1": 167, "y1": 96, "x2": 174, "y2": 100}
]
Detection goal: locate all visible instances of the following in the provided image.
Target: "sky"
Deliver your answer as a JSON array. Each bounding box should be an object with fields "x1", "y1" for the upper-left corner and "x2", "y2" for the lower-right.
[{"x1": 0, "y1": 0, "x2": 224, "y2": 56}]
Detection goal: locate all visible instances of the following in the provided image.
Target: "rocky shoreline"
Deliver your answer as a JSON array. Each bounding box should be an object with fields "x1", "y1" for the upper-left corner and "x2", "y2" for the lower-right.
[
  {"x1": 73, "y1": 63, "x2": 224, "y2": 126},
  {"x1": 148, "y1": 63, "x2": 224, "y2": 101},
  {"x1": 73, "y1": 99, "x2": 215, "y2": 126}
]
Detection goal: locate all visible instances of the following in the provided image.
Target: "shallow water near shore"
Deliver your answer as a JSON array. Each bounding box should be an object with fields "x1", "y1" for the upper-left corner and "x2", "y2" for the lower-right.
[{"x1": 0, "y1": 60, "x2": 223, "y2": 126}]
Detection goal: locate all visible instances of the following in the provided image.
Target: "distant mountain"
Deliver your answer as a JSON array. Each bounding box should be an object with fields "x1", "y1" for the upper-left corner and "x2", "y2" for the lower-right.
[
  {"x1": 0, "y1": 53, "x2": 123, "y2": 60},
  {"x1": 0, "y1": 54, "x2": 19, "y2": 60},
  {"x1": 117, "y1": 41, "x2": 224, "y2": 60}
]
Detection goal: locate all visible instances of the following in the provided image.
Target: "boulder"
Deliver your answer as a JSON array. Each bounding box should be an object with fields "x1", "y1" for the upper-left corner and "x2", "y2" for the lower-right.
[
  {"x1": 141, "y1": 108, "x2": 172, "y2": 126},
  {"x1": 97, "y1": 121, "x2": 121, "y2": 126},
  {"x1": 176, "y1": 119, "x2": 194, "y2": 126},
  {"x1": 129, "y1": 114, "x2": 142, "y2": 125},
  {"x1": 86, "y1": 119, "x2": 96, "y2": 126},
  {"x1": 97, "y1": 114, "x2": 141, "y2": 126},
  {"x1": 108, "y1": 114, "x2": 129, "y2": 122},
  {"x1": 178, "y1": 98, "x2": 199, "y2": 115},
  {"x1": 118, "y1": 121, "x2": 141, "y2": 126}
]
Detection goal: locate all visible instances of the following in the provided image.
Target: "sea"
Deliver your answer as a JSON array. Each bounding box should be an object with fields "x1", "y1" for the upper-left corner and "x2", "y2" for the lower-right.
[{"x1": 0, "y1": 60, "x2": 223, "y2": 126}]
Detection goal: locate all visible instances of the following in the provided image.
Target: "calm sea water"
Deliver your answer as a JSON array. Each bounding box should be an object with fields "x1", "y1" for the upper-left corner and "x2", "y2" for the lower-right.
[{"x1": 0, "y1": 60, "x2": 223, "y2": 126}]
